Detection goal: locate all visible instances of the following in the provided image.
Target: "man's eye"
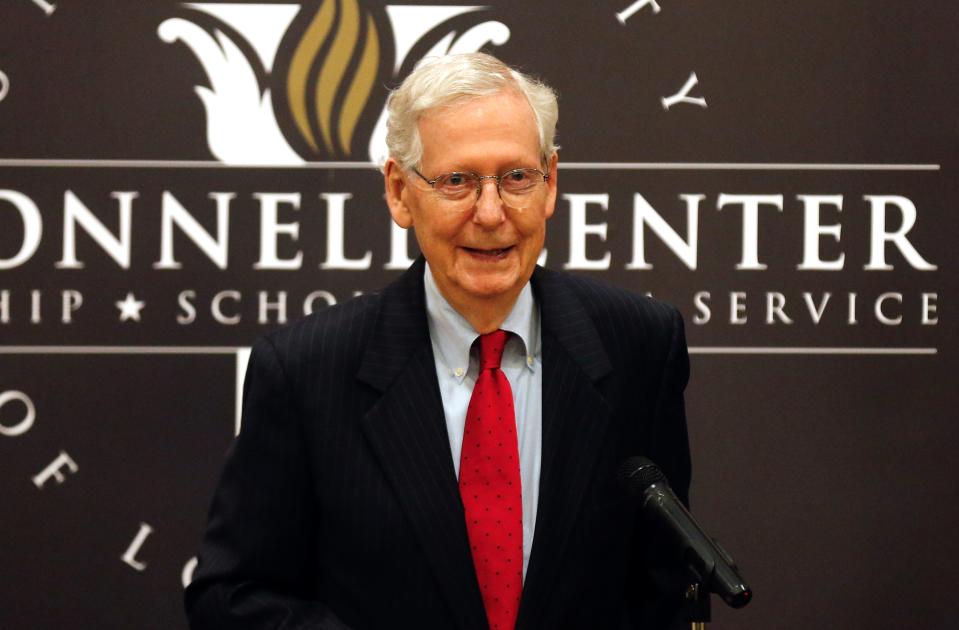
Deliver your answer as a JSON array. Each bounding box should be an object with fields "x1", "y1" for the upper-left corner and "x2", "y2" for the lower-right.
[
  {"x1": 435, "y1": 173, "x2": 474, "y2": 199},
  {"x1": 501, "y1": 170, "x2": 537, "y2": 191},
  {"x1": 443, "y1": 173, "x2": 469, "y2": 187}
]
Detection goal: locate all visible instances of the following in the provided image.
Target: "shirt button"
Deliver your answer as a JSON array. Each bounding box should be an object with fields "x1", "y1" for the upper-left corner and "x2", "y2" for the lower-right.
[
  {"x1": 454, "y1": 367, "x2": 464, "y2": 377},
  {"x1": 526, "y1": 356, "x2": 534, "y2": 367}
]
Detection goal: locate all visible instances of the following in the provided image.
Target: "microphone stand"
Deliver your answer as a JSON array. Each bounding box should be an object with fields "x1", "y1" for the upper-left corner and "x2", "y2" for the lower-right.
[{"x1": 684, "y1": 582, "x2": 710, "y2": 629}]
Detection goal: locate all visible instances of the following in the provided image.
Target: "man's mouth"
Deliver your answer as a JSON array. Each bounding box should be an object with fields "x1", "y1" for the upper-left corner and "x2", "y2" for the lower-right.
[{"x1": 463, "y1": 246, "x2": 513, "y2": 258}]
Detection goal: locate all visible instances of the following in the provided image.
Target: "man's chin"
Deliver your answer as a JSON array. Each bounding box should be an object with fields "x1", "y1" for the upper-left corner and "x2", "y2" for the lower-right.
[
  {"x1": 435, "y1": 259, "x2": 534, "y2": 307},
  {"x1": 460, "y1": 271, "x2": 535, "y2": 303}
]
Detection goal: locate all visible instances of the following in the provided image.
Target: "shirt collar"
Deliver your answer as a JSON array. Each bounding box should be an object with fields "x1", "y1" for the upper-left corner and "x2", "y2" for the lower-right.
[{"x1": 424, "y1": 263, "x2": 539, "y2": 382}]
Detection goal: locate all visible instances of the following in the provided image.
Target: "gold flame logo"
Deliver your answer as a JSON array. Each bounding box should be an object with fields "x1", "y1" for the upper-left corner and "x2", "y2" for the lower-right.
[{"x1": 286, "y1": 0, "x2": 380, "y2": 158}]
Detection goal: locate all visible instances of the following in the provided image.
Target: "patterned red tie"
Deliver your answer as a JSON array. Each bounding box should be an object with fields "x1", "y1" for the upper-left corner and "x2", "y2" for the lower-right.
[{"x1": 459, "y1": 330, "x2": 523, "y2": 630}]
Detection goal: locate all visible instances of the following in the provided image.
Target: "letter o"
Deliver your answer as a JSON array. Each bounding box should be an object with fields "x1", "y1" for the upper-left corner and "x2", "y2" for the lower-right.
[
  {"x1": 0, "y1": 390, "x2": 36, "y2": 437},
  {"x1": 0, "y1": 190, "x2": 43, "y2": 269},
  {"x1": 303, "y1": 290, "x2": 336, "y2": 315}
]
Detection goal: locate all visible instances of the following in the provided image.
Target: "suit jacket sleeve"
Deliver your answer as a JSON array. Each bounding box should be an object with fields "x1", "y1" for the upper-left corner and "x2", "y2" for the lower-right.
[{"x1": 184, "y1": 336, "x2": 353, "y2": 630}]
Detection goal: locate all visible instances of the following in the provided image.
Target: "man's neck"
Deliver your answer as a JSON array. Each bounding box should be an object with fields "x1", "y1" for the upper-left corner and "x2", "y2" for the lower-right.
[
  {"x1": 444, "y1": 290, "x2": 520, "y2": 334},
  {"x1": 425, "y1": 265, "x2": 525, "y2": 334}
]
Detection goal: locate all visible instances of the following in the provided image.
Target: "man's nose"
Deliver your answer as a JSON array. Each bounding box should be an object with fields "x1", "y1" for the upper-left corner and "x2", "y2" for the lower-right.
[{"x1": 473, "y1": 179, "x2": 506, "y2": 226}]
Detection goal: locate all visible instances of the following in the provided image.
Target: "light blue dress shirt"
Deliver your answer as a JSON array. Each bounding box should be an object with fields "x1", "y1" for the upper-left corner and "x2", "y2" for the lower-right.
[{"x1": 423, "y1": 263, "x2": 543, "y2": 582}]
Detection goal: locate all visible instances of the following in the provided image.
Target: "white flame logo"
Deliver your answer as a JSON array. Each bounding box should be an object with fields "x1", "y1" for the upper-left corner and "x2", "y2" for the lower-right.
[{"x1": 158, "y1": 2, "x2": 510, "y2": 165}]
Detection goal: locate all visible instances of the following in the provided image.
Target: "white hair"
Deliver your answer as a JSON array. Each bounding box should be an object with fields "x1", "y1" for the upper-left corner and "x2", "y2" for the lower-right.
[{"x1": 385, "y1": 52, "x2": 559, "y2": 170}]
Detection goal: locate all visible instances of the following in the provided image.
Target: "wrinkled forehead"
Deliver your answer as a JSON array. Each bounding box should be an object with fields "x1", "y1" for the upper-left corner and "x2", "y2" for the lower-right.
[
  {"x1": 416, "y1": 86, "x2": 536, "y2": 128},
  {"x1": 416, "y1": 89, "x2": 541, "y2": 162}
]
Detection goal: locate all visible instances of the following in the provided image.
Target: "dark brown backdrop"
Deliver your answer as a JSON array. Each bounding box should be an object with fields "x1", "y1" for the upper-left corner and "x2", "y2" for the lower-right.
[{"x1": 1, "y1": 1, "x2": 956, "y2": 628}]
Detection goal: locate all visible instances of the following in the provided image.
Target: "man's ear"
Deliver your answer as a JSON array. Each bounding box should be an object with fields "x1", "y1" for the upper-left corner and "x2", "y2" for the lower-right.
[
  {"x1": 543, "y1": 152, "x2": 559, "y2": 220},
  {"x1": 384, "y1": 158, "x2": 413, "y2": 229}
]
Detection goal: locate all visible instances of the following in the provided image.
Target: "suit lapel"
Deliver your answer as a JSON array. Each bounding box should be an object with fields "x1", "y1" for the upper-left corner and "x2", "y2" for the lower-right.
[
  {"x1": 517, "y1": 267, "x2": 614, "y2": 630},
  {"x1": 356, "y1": 259, "x2": 488, "y2": 630},
  {"x1": 355, "y1": 262, "x2": 615, "y2": 630}
]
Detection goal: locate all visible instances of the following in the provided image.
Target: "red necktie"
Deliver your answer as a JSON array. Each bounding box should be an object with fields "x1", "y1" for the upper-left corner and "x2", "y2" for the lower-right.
[{"x1": 460, "y1": 330, "x2": 523, "y2": 630}]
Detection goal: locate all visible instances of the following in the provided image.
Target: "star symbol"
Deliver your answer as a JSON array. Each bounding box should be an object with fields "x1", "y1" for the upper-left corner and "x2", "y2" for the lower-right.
[{"x1": 116, "y1": 292, "x2": 146, "y2": 322}]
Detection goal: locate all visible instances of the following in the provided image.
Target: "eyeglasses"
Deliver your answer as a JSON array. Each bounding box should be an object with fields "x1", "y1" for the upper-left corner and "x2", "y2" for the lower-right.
[{"x1": 411, "y1": 166, "x2": 550, "y2": 210}]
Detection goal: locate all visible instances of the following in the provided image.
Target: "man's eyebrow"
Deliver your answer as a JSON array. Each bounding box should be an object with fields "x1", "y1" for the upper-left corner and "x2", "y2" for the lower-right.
[{"x1": 443, "y1": 162, "x2": 539, "y2": 174}]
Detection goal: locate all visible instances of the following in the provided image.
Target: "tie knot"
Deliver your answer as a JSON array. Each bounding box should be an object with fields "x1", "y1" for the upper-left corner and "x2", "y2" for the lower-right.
[{"x1": 478, "y1": 329, "x2": 508, "y2": 370}]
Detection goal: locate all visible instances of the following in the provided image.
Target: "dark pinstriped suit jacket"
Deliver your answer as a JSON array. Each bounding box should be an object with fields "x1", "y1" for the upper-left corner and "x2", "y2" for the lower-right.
[{"x1": 185, "y1": 257, "x2": 691, "y2": 630}]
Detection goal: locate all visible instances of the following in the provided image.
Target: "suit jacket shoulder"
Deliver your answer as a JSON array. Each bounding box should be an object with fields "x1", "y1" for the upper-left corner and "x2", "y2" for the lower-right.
[
  {"x1": 532, "y1": 266, "x2": 686, "y2": 381},
  {"x1": 256, "y1": 290, "x2": 380, "y2": 388}
]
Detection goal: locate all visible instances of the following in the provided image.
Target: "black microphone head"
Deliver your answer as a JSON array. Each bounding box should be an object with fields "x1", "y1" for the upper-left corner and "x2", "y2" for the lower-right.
[
  {"x1": 618, "y1": 456, "x2": 668, "y2": 497},
  {"x1": 725, "y1": 586, "x2": 752, "y2": 609}
]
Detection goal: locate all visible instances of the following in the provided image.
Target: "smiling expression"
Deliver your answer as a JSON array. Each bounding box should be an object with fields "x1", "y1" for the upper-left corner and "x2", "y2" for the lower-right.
[{"x1": 385, "y1": 90, "x2": 558, "y2": 320}]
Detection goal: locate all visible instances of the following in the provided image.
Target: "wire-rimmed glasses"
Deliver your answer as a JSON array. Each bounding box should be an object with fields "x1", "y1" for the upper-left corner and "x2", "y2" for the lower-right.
[{"x1": 411, "y1": 166, "x2": 550, "y2": 210}]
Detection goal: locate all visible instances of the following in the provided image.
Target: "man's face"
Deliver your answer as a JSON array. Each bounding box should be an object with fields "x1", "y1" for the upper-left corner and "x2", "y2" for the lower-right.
[{"x1": 385, "y1": 89, "x2": 558, "y2": 313}]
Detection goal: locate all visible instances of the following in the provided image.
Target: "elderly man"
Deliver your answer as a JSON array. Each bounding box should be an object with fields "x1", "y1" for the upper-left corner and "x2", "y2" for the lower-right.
[{"x1": 186, "y1": 52, "x2": 691, "y2": 630}]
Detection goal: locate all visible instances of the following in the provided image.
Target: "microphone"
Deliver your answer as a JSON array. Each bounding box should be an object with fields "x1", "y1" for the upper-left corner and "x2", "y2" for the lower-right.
[{"x1": 619, "y1": 457, "x2": 752, "y2": 608}]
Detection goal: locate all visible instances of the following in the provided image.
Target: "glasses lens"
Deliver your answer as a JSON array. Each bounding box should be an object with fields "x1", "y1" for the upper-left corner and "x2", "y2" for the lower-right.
[
  {"x1": 499, "y1": 168, "x2": 543, "y2": 195},
  {"x1": 433, "y1": 172, "x2": 479, "y2": 200}
]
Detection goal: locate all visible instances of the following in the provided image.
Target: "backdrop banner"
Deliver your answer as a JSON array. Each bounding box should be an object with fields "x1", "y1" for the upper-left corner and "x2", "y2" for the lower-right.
[{"x1": 1, "y1": 2, "x2": 956, "y2": 628}]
